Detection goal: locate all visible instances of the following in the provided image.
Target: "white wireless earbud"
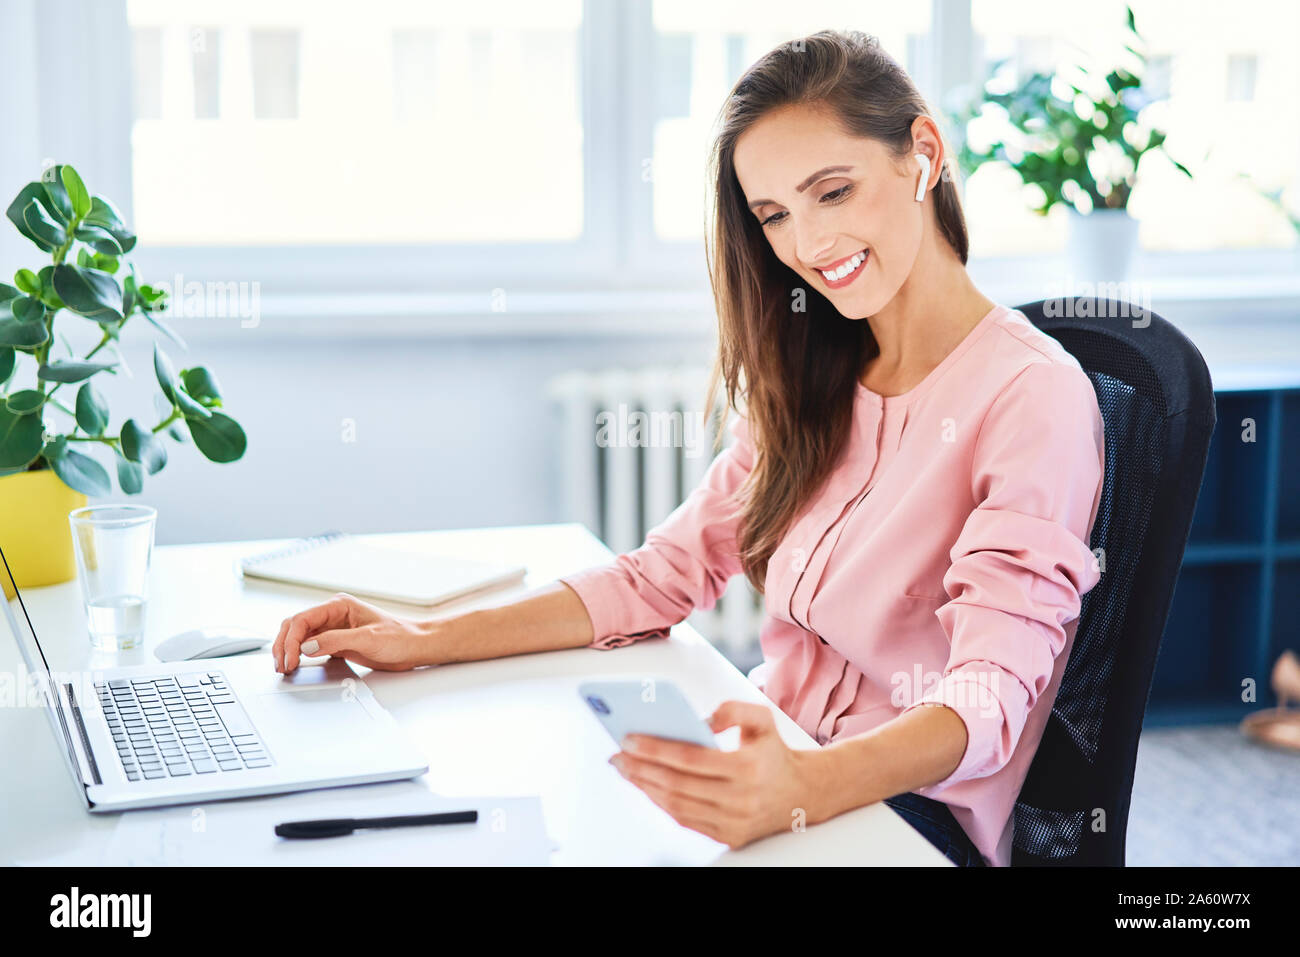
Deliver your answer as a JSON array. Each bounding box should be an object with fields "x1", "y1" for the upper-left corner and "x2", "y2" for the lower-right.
[{"x1": 914, "y1": 154, "x2": 931, "y2": 202}]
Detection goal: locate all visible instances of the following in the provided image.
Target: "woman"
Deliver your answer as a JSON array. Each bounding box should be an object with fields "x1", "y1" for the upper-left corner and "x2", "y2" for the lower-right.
[{"x1": 272, "y1": 30, "x2": 1105, "y2": 868}]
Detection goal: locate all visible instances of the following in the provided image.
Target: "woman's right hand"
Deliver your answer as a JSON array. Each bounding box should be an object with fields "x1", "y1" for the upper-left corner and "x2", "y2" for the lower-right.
[{"x1": 273, "y1": 593, "x2": 439, "y2": 674}]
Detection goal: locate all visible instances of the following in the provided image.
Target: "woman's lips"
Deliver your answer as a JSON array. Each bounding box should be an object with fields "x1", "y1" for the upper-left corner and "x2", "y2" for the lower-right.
[{"x1": 818, "y1": 249, "x2": 868, "y2": 289}]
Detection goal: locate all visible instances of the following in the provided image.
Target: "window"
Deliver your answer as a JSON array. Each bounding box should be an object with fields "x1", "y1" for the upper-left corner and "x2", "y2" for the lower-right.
[
  {"x1": 131, "y1": 26, "x2": 163, "y2": 121},
  {"x1": 191, "y1": 26, "x2": 221, "y2": 120},
  {"x1": 648, "y1": 0, "x2": 932, "y2": 241},
  {"x1": 249, "y1": 30, "x2": 300, "y2": 120},
  {"x1": 1226, "y1": 54, "x2": 1258, "y2": 102},
  {"x1": 35, "y1": 0, "x2": 1291, "y2": 305},
  {"x1": 125, "y1": 0, "x2": 583, "y2": 246}
]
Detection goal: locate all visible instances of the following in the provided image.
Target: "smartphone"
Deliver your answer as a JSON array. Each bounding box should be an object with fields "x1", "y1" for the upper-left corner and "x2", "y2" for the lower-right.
[{"x1": 579, "y1": 677, "x2": 718, "y2": 749}]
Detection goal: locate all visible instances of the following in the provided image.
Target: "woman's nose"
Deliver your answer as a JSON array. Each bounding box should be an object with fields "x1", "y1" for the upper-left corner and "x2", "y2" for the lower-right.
[{"x1": 794, "y1": 220, "x2": 836, "y2": 268}]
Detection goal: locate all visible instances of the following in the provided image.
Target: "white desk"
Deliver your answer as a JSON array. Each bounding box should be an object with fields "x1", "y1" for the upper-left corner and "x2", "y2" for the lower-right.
[{"x1": 0, "y1": 523, "x2": 948, "y2": 866}]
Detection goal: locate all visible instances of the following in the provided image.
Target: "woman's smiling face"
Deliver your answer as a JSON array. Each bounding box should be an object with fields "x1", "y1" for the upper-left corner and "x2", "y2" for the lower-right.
[{"x1": 733, "y1": 103, "x2": 928, "y2": 320}]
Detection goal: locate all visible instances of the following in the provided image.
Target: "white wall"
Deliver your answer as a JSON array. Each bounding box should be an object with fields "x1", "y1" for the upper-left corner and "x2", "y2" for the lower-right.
[{"x1": 101, "y1": 326, "x2": 714, "y2": 545}]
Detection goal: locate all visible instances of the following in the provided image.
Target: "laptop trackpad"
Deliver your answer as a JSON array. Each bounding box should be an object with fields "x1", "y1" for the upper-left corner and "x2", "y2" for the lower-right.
[
  {"x1": 252, "y1": 688, "x2": 375, "y2": 761},
  {"x1": 257, "y1": 687, "x2": 373, "y2": 720}
]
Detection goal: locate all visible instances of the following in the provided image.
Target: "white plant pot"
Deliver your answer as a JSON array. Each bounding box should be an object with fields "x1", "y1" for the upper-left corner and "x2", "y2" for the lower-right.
[{"x1": 1066, "y1": 208, "x2": 1139, "y2": 288}]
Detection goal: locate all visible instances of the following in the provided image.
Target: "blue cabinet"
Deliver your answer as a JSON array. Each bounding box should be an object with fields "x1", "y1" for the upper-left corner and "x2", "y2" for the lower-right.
[{"x1": 1147, "y1": 389, "x2": 1300, "y2": 725}]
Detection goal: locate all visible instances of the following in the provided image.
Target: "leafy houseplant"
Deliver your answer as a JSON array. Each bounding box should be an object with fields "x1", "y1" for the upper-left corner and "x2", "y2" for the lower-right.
[
  {"x1": 0, "y1": 163, "x2": 247, "y2": 588},
  {"x1": 1, "y1": 163, "x2": 247, "y2": 493},
  {"x1": 950, "y1": 6, "x2": 1191, "y2": 279}
]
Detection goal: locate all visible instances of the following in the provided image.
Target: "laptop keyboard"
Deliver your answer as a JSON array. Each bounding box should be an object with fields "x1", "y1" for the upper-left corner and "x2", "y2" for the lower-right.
[{"x1": 96, "y1": 672, "x2": 273, "y2": 781}]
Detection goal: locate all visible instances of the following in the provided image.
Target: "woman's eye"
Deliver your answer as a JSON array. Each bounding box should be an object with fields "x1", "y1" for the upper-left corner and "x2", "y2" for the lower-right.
[{"x1": 759, "y1": 186, "x2": 850, "y2": 227}]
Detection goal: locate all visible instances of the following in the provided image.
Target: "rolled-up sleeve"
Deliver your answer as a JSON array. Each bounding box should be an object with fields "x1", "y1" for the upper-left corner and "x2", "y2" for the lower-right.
[
  {"x1": 902, "y1": 360, "x2": 1105, "y2": 789},
  {"x1": 559, "y1": 415, "x2": 756, "y2": 649}
]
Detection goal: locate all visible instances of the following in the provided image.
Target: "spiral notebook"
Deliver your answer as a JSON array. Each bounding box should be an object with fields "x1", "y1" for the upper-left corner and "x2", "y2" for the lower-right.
[{"x1": 239, "y1": 532, "x2": 527, "y2": 607}]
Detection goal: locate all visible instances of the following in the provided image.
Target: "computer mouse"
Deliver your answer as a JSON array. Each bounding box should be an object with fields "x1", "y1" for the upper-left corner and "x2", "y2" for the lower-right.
[{"x1": 155, "y1": 627, "x2": 271, "y2": 662}]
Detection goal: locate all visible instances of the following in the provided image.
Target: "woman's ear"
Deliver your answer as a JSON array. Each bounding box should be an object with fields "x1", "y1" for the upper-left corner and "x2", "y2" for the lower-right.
[{"x1": 908, "y1": 115, "x2": 945, "y2": 197}]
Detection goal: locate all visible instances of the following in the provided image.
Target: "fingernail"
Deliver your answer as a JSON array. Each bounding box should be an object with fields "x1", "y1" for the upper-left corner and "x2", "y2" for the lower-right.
[
  {"x1": 609, "y1": 755, "x2": 623, "y2": 771},
  {"x1": 621, "y1": 736, "x2": 637, "y2": 752},
  {"x1": 301, "y1": 639, "x2": 319, "y2": 655}
]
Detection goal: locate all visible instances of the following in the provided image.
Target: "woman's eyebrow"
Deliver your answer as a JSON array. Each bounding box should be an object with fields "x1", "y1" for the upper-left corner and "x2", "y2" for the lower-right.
[{"x1": 747, "y1": 165, "x2": 855, "y2": 210}]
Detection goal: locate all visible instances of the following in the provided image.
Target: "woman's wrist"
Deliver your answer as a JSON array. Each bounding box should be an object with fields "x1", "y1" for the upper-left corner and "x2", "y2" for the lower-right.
[
  {"x1": 796, "y1": 745, "x2": 852, "y2": 826},
  {"x1": 796, "y1": 707, "x2": 971, "y2": 826},
  {"x1": 798, "y1": 735, "x2": 907, "y2": 826},
  {"x1": 416, "y1": 613, "x2": 463, "y2": 667}
]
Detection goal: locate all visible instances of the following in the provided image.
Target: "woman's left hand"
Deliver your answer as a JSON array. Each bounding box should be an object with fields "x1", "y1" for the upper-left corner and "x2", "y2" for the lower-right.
[{"x1": 610, "y1": 700, "x2": 826, "y2": 849}]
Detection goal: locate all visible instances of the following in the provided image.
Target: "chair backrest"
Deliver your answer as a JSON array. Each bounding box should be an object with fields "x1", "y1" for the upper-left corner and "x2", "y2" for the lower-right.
[{"x1": 1009, "y1": 298, "x2": 1216, "y2": 866}]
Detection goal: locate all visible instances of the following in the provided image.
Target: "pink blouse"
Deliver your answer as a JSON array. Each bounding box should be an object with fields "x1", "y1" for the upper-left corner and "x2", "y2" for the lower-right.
[{"x1": 560, "y1": 303, "x2": 1105, "y2": 867}]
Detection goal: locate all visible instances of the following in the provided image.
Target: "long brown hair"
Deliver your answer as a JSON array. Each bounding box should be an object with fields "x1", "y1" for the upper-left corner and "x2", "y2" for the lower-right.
[{"x1": 704, "y1": 29, "x2": 970, "y2": 592}]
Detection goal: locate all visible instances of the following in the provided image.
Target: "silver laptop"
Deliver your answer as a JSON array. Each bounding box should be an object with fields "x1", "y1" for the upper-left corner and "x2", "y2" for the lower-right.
[{"x1": 1, "y1": 544, "x2": 428, "y2": 812}]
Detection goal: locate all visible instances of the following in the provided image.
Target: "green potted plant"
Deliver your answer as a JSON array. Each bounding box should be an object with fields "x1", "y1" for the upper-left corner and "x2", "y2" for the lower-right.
[
  {"x1": 950, "y1": 5, "x2": 1191, "y2": 282},
  {"x1": 0, "y1": 163, "x2": 247, "y2": 593}
]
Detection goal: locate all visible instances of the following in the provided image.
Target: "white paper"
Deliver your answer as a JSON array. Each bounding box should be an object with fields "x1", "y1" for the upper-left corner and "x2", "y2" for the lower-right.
[
  {"x1": 12, "y1": 844, "x2": 111, "y2": 867},
  {"x1": 97, "y1": 782, "x2": 555, "y2": 866}
]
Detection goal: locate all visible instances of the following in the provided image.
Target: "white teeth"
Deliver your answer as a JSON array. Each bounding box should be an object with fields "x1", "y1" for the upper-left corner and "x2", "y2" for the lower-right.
[{"x1": 821, "y1": 251, "x2": 866, "y2": 282}]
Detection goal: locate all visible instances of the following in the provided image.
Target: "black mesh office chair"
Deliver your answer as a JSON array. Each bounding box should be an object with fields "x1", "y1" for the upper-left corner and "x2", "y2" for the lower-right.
[{"x1": 1009, "y1": 298, "x2": 1216, "y2": 866}]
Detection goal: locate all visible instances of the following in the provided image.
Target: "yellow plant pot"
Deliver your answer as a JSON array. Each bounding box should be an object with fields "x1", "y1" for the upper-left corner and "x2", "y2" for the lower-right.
[{"x1": 0, "y1": 469, "x2": 88, "y2": 599}]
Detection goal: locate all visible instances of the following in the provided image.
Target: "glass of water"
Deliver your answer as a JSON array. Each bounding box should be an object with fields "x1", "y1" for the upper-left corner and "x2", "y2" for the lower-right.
[{"x1": 69, "y1": 505, "x2": 157, "y2": 652}]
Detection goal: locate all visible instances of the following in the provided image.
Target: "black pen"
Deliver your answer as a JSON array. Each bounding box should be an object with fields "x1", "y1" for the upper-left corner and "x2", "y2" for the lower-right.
[{"x1": 275, "y1": 810, "x2": 478, "y2": 839}]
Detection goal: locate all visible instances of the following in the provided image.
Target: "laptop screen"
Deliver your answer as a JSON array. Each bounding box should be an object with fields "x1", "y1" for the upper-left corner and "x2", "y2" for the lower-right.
[
  {"x1": 0, "y1": 546, "x2": 55, "y2": 702},
  {"x1": 1, "y1": 543, "x2": 88, "y2": 792}
]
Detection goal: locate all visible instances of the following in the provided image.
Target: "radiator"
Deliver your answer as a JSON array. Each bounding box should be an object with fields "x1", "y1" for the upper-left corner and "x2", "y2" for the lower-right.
[{"x1": 548, "y1": 366, "x2": 765, "y2": 663}]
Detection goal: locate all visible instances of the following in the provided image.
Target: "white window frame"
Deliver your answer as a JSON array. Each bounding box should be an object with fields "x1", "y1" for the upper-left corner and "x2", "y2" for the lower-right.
[{"x1": 12, "y1": 0, "x2": 1299, "y2": 333}]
